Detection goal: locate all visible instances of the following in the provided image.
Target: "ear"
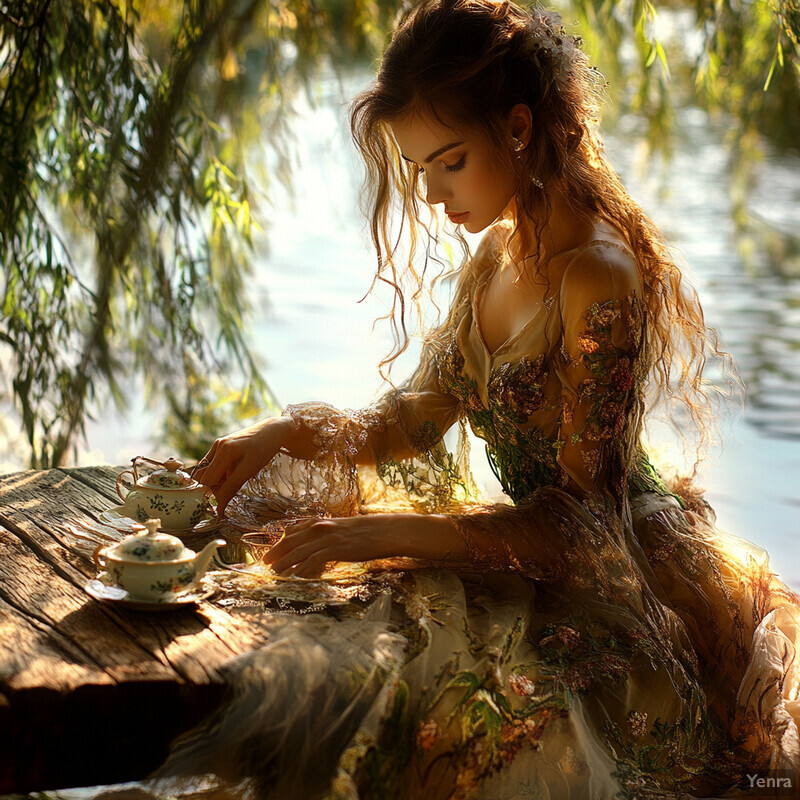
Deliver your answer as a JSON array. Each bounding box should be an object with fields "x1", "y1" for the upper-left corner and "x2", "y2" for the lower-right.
[{"x1": 508, "y1": 104, "x2": 533, "y2": 148}]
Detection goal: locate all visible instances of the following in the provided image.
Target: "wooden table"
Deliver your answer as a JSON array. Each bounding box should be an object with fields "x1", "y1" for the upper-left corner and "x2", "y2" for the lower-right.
[{"x1": 0, "y1": 465, "x2": 280, "y2": 794}]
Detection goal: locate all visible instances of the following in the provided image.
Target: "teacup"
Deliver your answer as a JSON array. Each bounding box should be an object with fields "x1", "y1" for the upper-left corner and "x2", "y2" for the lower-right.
[
  {"x1": 242, "y1": 531, "x2": 285, "y2": 562},
  {"x1": 241, "y1": 517, "x2": 320, "y2": 563}
]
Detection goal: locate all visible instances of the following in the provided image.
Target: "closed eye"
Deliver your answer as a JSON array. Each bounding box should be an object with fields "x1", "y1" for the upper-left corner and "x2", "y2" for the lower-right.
[{"x1": 445, "y1": 154, "x2": 466, "y2": 172}]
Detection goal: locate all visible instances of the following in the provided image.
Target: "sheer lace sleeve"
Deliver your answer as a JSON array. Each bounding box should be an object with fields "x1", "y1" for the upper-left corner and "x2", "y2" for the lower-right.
[
  {"x1": 237, "y1": 331, "x2": 465, "y2": 518},
  {"x1": 445, "y1": 244, "x2": 647, "y2": 591},
  {"x1": 553, "y1": 244, "x2": 644, "y2": 502},
  {"x1": 282, "y1": 340, "x2": 462, "y2": 469}
]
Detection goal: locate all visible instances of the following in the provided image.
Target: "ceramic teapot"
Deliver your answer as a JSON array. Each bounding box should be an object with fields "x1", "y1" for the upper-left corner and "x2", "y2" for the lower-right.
[
  {"x1": 116, "y1": 456, "x2": 214, "y2": 530},
  {"x1": 93, "y1": 518, "x2": 225, "y2": 600}
]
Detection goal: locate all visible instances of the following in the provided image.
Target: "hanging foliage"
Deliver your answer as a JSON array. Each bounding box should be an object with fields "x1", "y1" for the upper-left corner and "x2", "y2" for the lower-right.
[
  {"x1": 0, "y1": 0, "x2": 797, "y2": 468},
  {"x1": 0, "y1": 0, "x2": 399, "y2": 468}
]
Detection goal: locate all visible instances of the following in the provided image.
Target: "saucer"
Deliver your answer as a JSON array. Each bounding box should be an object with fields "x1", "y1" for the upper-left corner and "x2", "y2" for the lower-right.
[
  {"x1": 224, "y1": 561, "x2": 367, "y2": 584},
  {"x1": 85, "y1": 573, "x2": 213, "y2": 611},
  {"x1": 99, "y1": 505, "x2": 221, "y2": 536}
]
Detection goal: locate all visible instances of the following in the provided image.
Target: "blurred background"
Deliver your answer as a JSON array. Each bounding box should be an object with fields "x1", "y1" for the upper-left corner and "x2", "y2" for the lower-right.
[{"x1": 2, "y1": 1, "x2": 799, "y2": 585}]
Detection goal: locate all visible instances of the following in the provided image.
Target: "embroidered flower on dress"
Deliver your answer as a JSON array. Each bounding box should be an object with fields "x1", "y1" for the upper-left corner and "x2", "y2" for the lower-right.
[
  {"x1": 488, "y1": 353, "x2": 548, "y2": 422},
  {"x1": 436, "y1": 333, "x2": 484, "y2": 412},
  {"x1": 585, "y1": 422, "x2": 605, "y2": 441},
  {"x1": 500, "y1": 717, "x2": 547, "y2": 764},
  {"x1": 540, "y1": 624, "x2": 581, "y2": 650},
  {"x1": 578, "y1": 334, "x2": 600, "y2": 354},
  {"x1": 581, "y1": 448, "x2": 601, "y2": 479},
  {"x1": 627, "y1": 710, "x2": 649, "y2": 739},
  {"x1": 416, "y1": 720, "x2": 440, "y2": 751},
  {"x1": 592, "y1": 305, "x2": 620, "y2": 328},
  {"x1": 577, "y1": 378, "x2": 597, "y2": 400},
  {"x1": 600, "y1": 402, "x2": 626, "y2": 435},
  {"x1": 406, "y1": 419, "x2": 441, "y2": 453},
  {"x1": 612, "y1": 359, "x2": 634, "y2": 392},
  {"x1": 508, "y1": 672, "x2": 537, "y2": 696}
]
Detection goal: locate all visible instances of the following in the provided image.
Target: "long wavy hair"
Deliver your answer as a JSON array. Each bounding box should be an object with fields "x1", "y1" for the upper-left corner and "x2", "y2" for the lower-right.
[{"x1": 350, "y1": 0, "x2": 738, "y2": 469}]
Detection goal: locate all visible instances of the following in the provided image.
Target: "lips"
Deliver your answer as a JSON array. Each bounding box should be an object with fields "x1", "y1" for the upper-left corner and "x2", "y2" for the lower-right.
[{"x1": 447, "y1": 211, "x2": 469, "y2": 224}]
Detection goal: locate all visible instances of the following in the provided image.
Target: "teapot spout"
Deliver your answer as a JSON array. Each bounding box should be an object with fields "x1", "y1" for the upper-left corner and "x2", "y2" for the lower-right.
[{"x1": 192, "y1": 538, "x2": 227, "y2": 579}]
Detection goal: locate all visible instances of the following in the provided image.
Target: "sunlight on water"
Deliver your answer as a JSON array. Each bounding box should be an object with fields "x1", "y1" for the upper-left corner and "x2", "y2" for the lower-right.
[{"x1": 66, "y1": 73, "x2": 800, "y2": 589}]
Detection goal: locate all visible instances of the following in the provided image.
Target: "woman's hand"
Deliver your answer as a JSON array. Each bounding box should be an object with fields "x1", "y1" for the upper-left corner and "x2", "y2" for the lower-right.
[
  {"x1": 263, "y1": 513, "x2": 467, "y2": 578},
  {"x1": 193, "y1": 417, "x2": 297, "y2": 517}
]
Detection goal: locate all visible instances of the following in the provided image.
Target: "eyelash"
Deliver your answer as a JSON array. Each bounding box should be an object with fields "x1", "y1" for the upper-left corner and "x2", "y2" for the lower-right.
[
  {"x1": 445, "y1": 154, "x2": 466, "y2": 172},
  {"x1": 417, "y1": 154, "x2": 466, "y2": 175}
]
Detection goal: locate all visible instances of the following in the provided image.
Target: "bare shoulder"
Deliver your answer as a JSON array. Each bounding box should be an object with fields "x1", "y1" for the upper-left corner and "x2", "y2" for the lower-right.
[{"x1": 561, "y1": 239, "x2": 640, "y2": 301}]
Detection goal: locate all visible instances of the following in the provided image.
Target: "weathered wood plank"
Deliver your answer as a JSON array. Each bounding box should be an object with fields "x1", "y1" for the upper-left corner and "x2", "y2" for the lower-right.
[
  {"x1": 0, "y1": 469, "x2": 117, "y2": 580},
  {"x1": 0, "y1": 467, "x2": 280, "y2": 792},
  {"x1": 0, "y1": 589, "x2": 106, "y2": 693},
  {"x1": 0, "y1": 469, "x2": 269, "y2": 679},
  {"x1": 0, "y1": 528, "x2": 176, "y2": 685},
  {"x1": 57, "y1": 463, "x2": 124, "y2": 503}
]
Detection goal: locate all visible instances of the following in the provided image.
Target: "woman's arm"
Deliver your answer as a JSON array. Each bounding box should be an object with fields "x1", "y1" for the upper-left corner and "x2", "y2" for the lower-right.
[
  {"x1": 263, "y1": 246, "x2": 647, "y2": 579},
  {"x1": 191, "y1": 416, "x2": 312, "y2": 514},
  {"x1": 264, "y1": 512, "x2": 467, "y2": 577},
  {"x1": 280, "y1": 345, "x2": 462, "y2": 470},
  {"x1": 194, "y1": 336, "x2": 463, "y2": 516},
  {"x1": 196, "y1": 229, "x2": 510, "y2": 516}
]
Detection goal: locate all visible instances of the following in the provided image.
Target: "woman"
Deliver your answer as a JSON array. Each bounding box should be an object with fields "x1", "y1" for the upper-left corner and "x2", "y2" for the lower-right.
[{"x1": 183, "y1": 1, "x2": 800, "y2": 797}]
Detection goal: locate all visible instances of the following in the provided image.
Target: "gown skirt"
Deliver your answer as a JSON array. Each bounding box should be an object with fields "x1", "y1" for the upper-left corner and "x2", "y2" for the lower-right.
[
  {"x1": 150, "y1": 237, "x2": 800, "y2": 798},
  {"x1": 147, "y1": 480, "x2": 800, "y2": 800}
]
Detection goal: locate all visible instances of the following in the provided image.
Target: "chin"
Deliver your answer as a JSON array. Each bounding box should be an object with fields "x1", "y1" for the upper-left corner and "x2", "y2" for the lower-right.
[{"x1": 464, "y1": 218, "x2": 489, "y2": 234}]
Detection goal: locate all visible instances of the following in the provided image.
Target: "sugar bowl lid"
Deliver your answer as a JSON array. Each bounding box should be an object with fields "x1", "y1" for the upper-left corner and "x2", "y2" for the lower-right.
[
  {"x1": 138, "y1": 457, "x2": 199, "y2": 490},
  {"x1": 113, "y1": 519, "x2": 189, "y2": 562}
]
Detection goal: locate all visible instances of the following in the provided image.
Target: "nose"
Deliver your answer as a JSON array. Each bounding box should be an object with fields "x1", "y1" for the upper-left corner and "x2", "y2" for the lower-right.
[{"x1": 424, "y1": 172, "x2": 450, "y2": 206}]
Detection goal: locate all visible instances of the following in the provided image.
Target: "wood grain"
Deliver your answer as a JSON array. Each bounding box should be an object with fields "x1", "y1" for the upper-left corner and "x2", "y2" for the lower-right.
[{"x1": 0, "y1": 467, "x2": 275, "y2": 793}]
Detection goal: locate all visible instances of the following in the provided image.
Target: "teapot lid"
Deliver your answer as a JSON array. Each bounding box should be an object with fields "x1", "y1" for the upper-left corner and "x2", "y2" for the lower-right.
[
  {"x1": 113, "y1": 519, "x2": 191, "y2": 562},
  {"x1": 138, "y1": 457, "x2": 199, "y2": 490}
]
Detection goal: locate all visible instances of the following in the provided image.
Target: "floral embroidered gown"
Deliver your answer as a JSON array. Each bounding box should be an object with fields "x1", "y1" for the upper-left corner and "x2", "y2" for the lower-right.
[{"x1": 157, "y1": 228, "x2": 800, "y2": 800}]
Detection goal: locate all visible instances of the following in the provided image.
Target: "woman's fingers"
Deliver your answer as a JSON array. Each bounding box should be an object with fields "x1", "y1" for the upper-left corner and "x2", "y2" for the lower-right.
[
  {"x1": 270, "y1": 542, "x2": 326, "y2": 574},
  {"x1": 191, "y1": 439, "x2": 221, "y2": 480},
  {"x1": 285, "y1": 550, "x2": 335, "y2": 578},
  {"x1": 214, "y1": 459, "x2": 257, "y2": 516},
  {"x1": 193, "y1": 418, "x2": 293, "y2": 516},
  {"x1": 265, "y1": 523, "x2": 323, "y2": 568},
  {"x1": 195, "y1": 442, "x2": 239, "y2": 490},
  {"x1": 266, "y1": 520, "x2": 349, "y2": 574},
  {"x1": 282, "y1": 518, "x2": 318, "y2": 535}
]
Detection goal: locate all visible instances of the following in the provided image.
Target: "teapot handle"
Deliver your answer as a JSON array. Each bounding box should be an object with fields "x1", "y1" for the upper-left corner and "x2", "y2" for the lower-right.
[
  {"x1": 116, "y1": 469, "x2": 136, "y2": 502},
  {"x1": 92, "y1": 545, "x2": 108, "y2": 570}
]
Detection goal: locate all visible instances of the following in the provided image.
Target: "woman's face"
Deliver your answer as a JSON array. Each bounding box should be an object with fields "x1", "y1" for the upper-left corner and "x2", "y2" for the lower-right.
[{"x1": 389, "y1": 113, "x2": 518, "y2": 234}]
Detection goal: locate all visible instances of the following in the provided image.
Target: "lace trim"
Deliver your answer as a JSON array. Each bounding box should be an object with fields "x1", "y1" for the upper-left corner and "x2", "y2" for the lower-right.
[
  {"x1": 283, "y1": 402, "x2": 388, "y2": 460},
  {"x1": 233, "y1": 402, "x2": 391, "y2": 518}
]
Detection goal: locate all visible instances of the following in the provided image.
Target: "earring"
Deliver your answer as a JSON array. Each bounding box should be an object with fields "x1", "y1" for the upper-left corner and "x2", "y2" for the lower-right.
[{"x1": 511, "y1": 136, "x2": 525, "y2": 152}]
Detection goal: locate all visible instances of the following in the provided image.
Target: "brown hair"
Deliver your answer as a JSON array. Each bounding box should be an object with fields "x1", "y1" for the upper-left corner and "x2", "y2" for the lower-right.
[{"x1": 350, "y1": 0, "x2": 738, "y2": 467}]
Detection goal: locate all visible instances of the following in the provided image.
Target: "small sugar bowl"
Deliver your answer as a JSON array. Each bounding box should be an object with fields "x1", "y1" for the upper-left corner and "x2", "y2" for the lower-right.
[{"x1": 93, "y1": 518, "x2": 225, "y2": 600}]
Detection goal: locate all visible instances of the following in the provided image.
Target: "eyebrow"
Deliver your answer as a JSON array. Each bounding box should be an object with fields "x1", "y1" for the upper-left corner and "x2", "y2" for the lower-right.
[{"x1": 401, "y1": 141, "x2": 465, "y2": 164}]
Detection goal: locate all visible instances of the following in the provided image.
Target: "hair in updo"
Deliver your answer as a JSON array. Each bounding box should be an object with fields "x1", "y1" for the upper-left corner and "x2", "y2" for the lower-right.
[{"x1": 351, "y1": 0, "x2": 736, "y2": 467}]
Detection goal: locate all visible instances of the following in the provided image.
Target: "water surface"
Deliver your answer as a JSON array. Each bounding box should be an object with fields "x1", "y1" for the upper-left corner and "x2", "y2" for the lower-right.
[{"x1": 66, "y1": 75, "x2": 800, "y2": 590}]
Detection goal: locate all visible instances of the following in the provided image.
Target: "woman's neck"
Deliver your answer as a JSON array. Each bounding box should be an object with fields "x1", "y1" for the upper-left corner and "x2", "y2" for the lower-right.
[{"x1": 505, "y1": 189, "x2": 598, "y2": 274}]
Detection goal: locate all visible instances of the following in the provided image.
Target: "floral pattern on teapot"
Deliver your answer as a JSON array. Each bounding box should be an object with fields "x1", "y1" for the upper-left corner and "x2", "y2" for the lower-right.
[
  {"x1": 116, "y1": 456, "x2": 215, "y2": 531},
  {"x1": 93, "y1": 518, "x2": 225, "y2": 601}
]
